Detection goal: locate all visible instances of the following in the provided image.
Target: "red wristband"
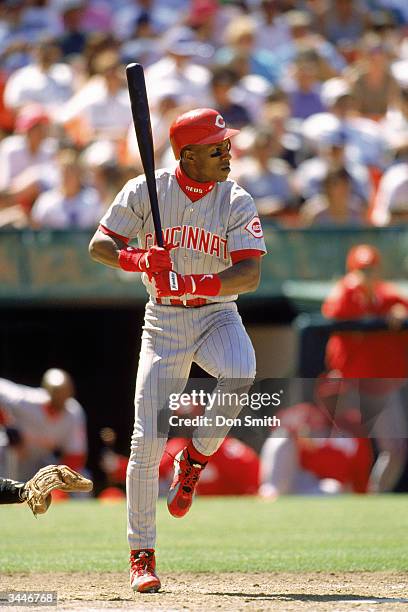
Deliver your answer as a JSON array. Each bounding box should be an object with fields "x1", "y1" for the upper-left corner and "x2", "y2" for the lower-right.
[
  {"x1": 118, "y1": 247, "x2": 146, "y2": 272},
  {"x1": 184, "y1": 274, "x2": 221, "y2": 297}
]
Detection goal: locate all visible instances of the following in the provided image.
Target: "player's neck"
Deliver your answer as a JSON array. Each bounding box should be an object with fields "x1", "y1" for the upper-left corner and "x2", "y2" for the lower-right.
[
  {"x1": 176, "y1": 163, "x2": 215, "y2": 202},
  {"x1": 179, "y1": 161, "x2": 214, "y2": 184}
]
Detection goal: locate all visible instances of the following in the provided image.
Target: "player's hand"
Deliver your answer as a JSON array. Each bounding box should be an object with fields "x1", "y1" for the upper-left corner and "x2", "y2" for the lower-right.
[
  {"x1": 386, "y1": 303, "x2": 408, "y2": 330},
  {"x1": 153, "y1": 271, "x2": 188, "y2": 297},
  {"x1": 153, "y1": 271, "x2": 221, "y2": 298},
  {"x1": 140, "y1": 246, "x2": 173, "y2": 274}
]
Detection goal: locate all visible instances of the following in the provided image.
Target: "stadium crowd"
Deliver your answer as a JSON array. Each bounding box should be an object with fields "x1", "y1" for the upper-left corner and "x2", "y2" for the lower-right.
[{"x1": 0, "y1": 0, "x2": 407, "y2": 229}]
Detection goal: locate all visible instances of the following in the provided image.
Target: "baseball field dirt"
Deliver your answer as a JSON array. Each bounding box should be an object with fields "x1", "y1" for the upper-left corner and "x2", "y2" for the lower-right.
[
  {"x1": 2, "y1": 498, "x2": 408, "y2": 610},
  {"x1": 2, "y1": 572, "x2": 408, "y2": 611}
]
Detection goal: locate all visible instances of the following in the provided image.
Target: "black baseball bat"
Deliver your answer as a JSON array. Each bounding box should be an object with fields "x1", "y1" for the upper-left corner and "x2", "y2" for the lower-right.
[{"x1": 126, "y1": 63, "x2": 164, "y2": 247}]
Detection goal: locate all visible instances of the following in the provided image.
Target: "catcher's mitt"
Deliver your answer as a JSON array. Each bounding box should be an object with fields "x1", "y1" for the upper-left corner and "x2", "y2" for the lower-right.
[{"x1": 23, "y1": 465, "x2": 93, "y2": 516}]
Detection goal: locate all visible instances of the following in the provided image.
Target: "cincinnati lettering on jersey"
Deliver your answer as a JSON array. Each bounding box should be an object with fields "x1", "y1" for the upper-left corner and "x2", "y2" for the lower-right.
[{"x1": 145, "y1": 226, "x2": 229, "y2": 260}]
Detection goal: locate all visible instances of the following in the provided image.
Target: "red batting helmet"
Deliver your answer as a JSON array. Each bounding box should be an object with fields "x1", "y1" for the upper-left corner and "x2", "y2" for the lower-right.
[
  {"x1": 346, "y1": 244, "x2": 381, "y2": 271},
  {"x1": 169, "y1": 108, "x2": 240, "y2": 159}
]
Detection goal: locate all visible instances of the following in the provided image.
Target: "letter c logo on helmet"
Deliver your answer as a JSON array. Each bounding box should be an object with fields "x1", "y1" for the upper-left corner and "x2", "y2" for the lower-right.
[
  {"x1": 215, "y1": 115, "x2": 226, "y2": 128},
  {"x1": 169, "y1": 108, "x2": 240, "y2": 159}
]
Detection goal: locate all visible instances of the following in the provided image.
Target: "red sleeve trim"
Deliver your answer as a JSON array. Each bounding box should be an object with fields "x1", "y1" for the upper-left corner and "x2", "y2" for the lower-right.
[
  {"x1": 230, "y1": 249, "x2": 265, "y2": 264},
  {"x1": 99, "y1": 224, "x2": 130, "y2": 244}
]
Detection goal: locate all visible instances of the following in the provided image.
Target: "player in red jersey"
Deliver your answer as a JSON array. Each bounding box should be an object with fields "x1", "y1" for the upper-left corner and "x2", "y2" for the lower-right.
[
  {"x1": 322, "y1": 245, "x2": 408, "y2": 492},
  {"x1": 259, "y1": 376, "x2": 373, "y2": 498}
]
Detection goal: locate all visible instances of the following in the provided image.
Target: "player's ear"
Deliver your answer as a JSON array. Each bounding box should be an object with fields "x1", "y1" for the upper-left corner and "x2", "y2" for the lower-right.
[{"x1": 182, "y1": 148, "x2": 195, "y2": 162}]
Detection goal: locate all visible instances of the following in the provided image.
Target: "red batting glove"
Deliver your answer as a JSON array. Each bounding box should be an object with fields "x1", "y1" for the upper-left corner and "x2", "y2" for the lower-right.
[
  {"x1": 118, "y1": 245, "x2": 173, "y2": 274},
  {"x1": 154, "y1": 272, "x2": 221, "y2": 298}
]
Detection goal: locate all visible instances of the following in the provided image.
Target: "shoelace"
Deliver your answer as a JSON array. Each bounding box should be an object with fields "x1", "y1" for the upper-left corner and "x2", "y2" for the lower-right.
[
  {"x1": 180, "y1": 461, "x2": 203, "y2": 493},
  {"x1": 130, "y1": 551, "x2": 155, "y2": 576},
  {"x1": 164, "y1": 449, "x2": 206, "y2": 493}
]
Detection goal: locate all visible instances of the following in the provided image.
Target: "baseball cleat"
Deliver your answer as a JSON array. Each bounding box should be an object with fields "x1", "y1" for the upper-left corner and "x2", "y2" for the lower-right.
[
  {"x1": 167, "y1": 447, "x2": 206, "y2": 518},
  {"x1": 130, "y1": 549, "x2": 161, "y2": 593}
]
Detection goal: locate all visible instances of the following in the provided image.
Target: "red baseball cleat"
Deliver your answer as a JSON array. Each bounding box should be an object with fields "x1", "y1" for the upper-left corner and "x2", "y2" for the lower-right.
[
  {"x1": 167, "y1": 447, "x2": 206, "y2": 518},
  {"x1": 130, "y1": 549, "x2": 161, "y2": 593}
]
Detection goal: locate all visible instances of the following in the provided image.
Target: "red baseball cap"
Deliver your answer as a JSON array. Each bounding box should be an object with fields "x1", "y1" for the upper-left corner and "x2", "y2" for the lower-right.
[
  {"x1": 15, "y1": 104, "x2": 49, "y2": 133},
  {"x1": 169, "y1": 108, "x2": 239, "y2": 159},
  {"x1": 346, "y1": 244, "x2": 381, "y2": 271}
]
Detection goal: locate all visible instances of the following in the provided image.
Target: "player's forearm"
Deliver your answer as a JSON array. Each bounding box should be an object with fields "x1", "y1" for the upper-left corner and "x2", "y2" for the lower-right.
[
  {"x1": 0, "y1": 477, "x2": 26, "y2": 504},
  {"x1": 88, "y1": 230, "x2": 127, "y2": 269},
  {"x1": 218, "y1": 258, "x2": 261, "y2": 295}
]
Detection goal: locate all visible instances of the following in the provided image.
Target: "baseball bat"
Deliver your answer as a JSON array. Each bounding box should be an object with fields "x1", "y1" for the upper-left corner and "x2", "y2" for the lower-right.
[{"x1": 126, "y1": 62, "x2": 164, "y2": 247}]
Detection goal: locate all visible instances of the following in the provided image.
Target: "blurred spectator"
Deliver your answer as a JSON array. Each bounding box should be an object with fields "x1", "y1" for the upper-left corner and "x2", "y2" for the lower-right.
[
  {"x1": 253, "y1": 0, "x2": 291, "y2": 53},
  {"x1": 21, "y1": 1, "x2": 60, "y2": 36},
  {"x1": 120, "y1": 12, "x2": 162, "y2": 68},
  {"x1": 283, "y1": 50, "x2": 326, "y2": 120},
  {"x1": 322, "y1": 244, "x2": 408, "y2": 492},
  {"x1": 144, "y1": 26, "x2": 211, "y2": 109},
  {"x1": 31, "y1": 148, "x2": 102, "y2": 229},
  {"x1": 259, "y1": 376, "x2": 373, "y2": 498},
  {"x1": 273, "y1": 9, "x2": 346, "y2": 80},
  {"x1": 349, "y1": 33, "x2": 401, "y2": 119},
  {"x1": 126, "y1": 81, "x2": 187, "y2": 169},
  {"x1": 295, "y1": 128, "x2": 370, "y2": 204},
  {"x1": 113, "y1": 0, "x2": 178, "y2": 42},
  {"x1": 235, "y1": 126, "x2": 296, "y2": 217},
  {"x1": 3, "y1": 35, "x2": 74, "y2": 113},
  {"x1": 0, "y1": 369, "x2": 87, "y2": 481},
  {"x1": 185, "y1": 0, "x2": 222, "y2": 51},
  {"x1": 208, "y1": 66, "x2": 251, "y2": 128},
  {"x1": 259, "y1": 89, "x2": 299, "y2": 166},
  {"x1": 381, "y1": 86, "x2": 408, "y2": 149},
  {"x1": 82, "y1": 31, "x2": 118, "y2": 77},
  {"x1": 80, "y1": 140, "x2": 130, "y2": 209},
  {"x1": 373, "y1": 0, "x2": 408, "y2": 24},
  {"x1": 320, "y1": 0, "x2": 368, "y2": 46},
  {"x1": 300, "y1": 166, "x2": 365, "y2": 226},
  {"x1": 215, "y1": 15, "x2": 279, "y2": 85},
  {"x1": 0, "y1": 104, "x2": 58, "y2": 210},
  {"x1": 57, "y1": 0, "x2": 87, "y2": 58},
  {"x1": 303, "y1": 78, "x2": 388, "y2": 171},
  {"x1": 220, "y1": 51, "x2": 272, "y2": 124},
  {"x1": 58, "y1": 49, "x2": 131, "y2": 144},
  {"x1": 0, "y1": 1, "x2": 48, "y2": 73},
  {"x1": 371, "y1": 148, "x2": 408, "y2": 225},
  {"x1": 0, "y1": 189, "x2": 27, "y2": 229}
]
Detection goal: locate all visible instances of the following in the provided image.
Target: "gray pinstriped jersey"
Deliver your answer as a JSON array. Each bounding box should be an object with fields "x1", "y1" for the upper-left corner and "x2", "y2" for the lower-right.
[{"x1": 100, "y1": 168, "x2": 266, "y2": 303}]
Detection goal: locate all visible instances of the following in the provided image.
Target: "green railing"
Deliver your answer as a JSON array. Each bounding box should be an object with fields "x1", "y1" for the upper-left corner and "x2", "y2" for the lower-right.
[{"x1": 1, "y1": 225, "x2": 407, "y2": 305}]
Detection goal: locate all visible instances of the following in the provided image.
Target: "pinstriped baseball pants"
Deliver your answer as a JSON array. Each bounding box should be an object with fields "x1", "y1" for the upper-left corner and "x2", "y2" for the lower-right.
[{"x1": 127, "y1": 300, "x2": 256, "y2": 549}]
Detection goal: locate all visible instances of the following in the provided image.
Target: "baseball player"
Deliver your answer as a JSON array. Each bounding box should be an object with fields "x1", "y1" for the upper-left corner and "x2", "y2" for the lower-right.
[
  {"x1": 0, "y1": 369, "x2": 87, "y2": 481},
  {"x1": 259, "y1": 376, "x2": 373, "y2": 498},
  {"x1": 89, "y1": 108, "x2": 266, "y2": 593},
  {"x1": 322, "y1": 244, "x2": 408, "y2": 492}
]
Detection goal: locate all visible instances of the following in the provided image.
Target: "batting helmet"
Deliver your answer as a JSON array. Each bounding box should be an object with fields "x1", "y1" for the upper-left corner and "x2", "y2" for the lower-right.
[
  {"x1": 169, "y1": 108, "x2": 240, "y2": 159},
  {"x1": 346, "y1": 244, "x2": 381, "y2": 271}
]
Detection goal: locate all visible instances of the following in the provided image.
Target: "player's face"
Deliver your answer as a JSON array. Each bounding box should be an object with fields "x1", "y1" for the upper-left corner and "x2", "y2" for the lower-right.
[{"x1": 188, "y1": 139, "x2": 232, "y2": 182}]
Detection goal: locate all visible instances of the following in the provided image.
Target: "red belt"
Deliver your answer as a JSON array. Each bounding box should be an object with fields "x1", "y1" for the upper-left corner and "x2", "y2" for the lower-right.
[{"x1": 154, "y1": 297, "x2": 209, "y2": 308}]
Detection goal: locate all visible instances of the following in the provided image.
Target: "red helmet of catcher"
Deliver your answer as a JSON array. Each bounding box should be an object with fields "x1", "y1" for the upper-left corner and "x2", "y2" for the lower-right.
[
  {"x1": 346, "y1": 244, "x2": 381, "y2": 272},
  {"x1": 169, "y1": 108, "x2": 240, "y2": 159}
]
